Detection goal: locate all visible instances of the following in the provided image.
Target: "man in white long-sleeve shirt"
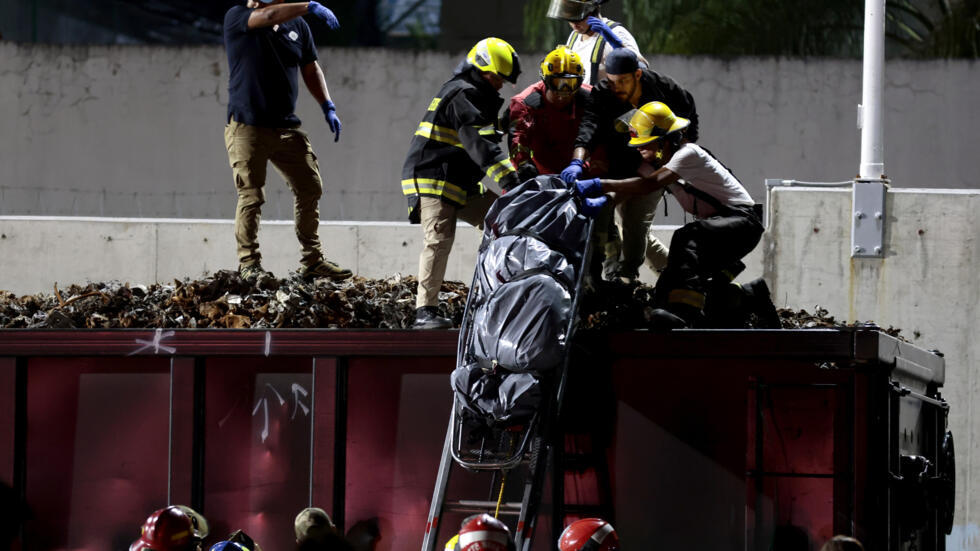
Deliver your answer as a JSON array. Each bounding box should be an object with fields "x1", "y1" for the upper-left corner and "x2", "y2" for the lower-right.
[{"x1": 547, "y1": 0, "x2": 648, "y2": 86}]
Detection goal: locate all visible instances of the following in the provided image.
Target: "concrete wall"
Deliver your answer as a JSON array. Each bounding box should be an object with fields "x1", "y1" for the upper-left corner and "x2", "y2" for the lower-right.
[
  {"x1": 766, "y1": 187, "x2": 980, "y2": 550},
  {"x1": 0, "y1": 217, "x2": 482, "y2": 292},
  {"x1": 0, "y1": 216, "x2": 718, "y2": 293},
  {"x1": 1, "y1": 42, "x2": 978, "y2": 223}
]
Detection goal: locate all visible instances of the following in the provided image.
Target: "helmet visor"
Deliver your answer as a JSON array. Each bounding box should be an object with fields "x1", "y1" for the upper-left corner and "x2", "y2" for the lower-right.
[
  {"x1": 546, "y1": 76, "x2": 582, "y2": 93},
  {"x1": 613, "y1": 108, "x2": 638, "y2": 134},
  {"x1": 546, "y1": 0, "x2": 594, "y2": 21}
]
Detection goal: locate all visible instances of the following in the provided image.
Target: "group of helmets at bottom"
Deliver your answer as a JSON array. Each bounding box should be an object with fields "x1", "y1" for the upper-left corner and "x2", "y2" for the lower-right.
[{"x1": 446, "y1": 514, "x2": 618, "y2": 551}]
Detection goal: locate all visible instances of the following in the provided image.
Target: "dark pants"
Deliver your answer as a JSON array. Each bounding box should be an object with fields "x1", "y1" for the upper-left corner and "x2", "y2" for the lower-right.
[{"x1": 655, "y1": 208, "x2": 763, "y2": 309}]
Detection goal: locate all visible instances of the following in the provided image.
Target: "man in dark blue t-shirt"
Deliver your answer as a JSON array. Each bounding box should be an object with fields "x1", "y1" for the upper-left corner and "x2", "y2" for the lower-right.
[{"x1": 223, "y1": 0, "x2": 352, "y2": 282}]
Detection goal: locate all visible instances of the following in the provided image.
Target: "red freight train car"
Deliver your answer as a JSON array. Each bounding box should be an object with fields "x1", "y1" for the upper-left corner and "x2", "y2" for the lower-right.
[{"x1": 0, "y1": 327, "x2": 952, "y2": 551}]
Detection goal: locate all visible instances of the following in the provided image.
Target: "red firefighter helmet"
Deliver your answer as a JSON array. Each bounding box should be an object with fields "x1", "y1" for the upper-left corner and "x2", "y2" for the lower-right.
[
  {"x1": 130, "y1": 506, "x2": 195, "y2": 551},
  {"x1": 456, "y1": 514, "x2": 514, "y2": 551},
  {"x1": 558, "y1": 518, "x2": 619, "y2": 551}
]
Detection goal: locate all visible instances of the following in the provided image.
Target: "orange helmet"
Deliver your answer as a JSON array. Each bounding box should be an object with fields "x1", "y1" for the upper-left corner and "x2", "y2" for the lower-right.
[
  {"x1": 558, "y1": 518, "x2": 619, "y2": 551},
  {"x1": 130, "y1": 506, "x2": 195, "y2": 551},
  {"x1": 456, "y1": 514, "x2": 514, "y2": 551}
]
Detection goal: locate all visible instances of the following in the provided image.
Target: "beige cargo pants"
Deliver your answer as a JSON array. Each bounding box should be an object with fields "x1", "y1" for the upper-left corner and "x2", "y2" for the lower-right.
[
  {"x1": 595, "y1": 192, "x2": 670, "y2": 279},
  {"x1": 619, "y1": 191, "x2": 670, "y2": 275},
  {"x1": 416, "y1": 193, "x2": 498, "y2": 309},
  {"x1": 224, "y1": 119, "x2": 324, "y2": 268}
]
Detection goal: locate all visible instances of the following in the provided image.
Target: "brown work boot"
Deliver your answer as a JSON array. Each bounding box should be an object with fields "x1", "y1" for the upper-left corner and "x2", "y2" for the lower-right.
[
  {"x1": 239, "y1": 263, "x2": 274, "y2": 283},
  {"x1": 301, "y1": 259, "x2": 353, "y2": 281}
]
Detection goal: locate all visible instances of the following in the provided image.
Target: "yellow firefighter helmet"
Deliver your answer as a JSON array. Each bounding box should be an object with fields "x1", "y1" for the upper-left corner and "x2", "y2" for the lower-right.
[
  {"x1": 539, "y1": 45, "x2": 585, "y2": 93},
  {"x1": 626, "y1": 101, "x2": 690, "y2": 147},
  {"x1": 467, "y1": 38, "x2": 522, "y2": 84}
]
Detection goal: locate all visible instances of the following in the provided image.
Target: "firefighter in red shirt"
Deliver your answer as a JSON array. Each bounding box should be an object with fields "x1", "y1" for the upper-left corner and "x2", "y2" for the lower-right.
[
  {"x1": 506, "y1": 46, "x2": 601, "y2": 182},
  {"x1": 505, "y1": 46, "x2": 623, "y2": 284}
]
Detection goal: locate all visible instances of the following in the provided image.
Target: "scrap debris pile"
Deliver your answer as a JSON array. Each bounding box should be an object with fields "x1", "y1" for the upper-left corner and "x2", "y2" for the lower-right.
[
  {"x1": 0, "y1": 271, "x2": 467, "y2": 329},
  {"x1": 0, "y1": 274, "x2": 901, "y2": 337}
]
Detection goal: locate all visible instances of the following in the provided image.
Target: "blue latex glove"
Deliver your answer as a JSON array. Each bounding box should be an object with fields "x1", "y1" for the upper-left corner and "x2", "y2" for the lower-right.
[
  {"x1": 308, "y1": 1, "x2": 340, "y2": 29},
  {"x1": 560, "y1": 159, "x2": 585, "y2": 185},
  {"x1": 580, "y1": 195, "x2": 609, "y2": 217},
  {"x1": 575, "y1": 178, "x2": 603, "y2": 197},
  {"x1": 587, "y1": 16, "x2": 624, "y2": 49},
  {"x1": 321, "y1": 100, "x2": 342, "y2": 142}
]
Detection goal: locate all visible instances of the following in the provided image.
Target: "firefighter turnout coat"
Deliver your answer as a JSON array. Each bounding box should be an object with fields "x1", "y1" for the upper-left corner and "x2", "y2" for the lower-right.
[{"x1": 401, "y1": 67, "x2": 519, "y2": 223}]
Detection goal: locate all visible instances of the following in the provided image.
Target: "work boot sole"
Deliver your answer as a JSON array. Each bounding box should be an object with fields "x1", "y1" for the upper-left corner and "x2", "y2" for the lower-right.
[
  {"x1": 412, "y1": 319, "x2": 453, "y2": 330},
  {"x1": 302, "y1": 270, "x2": 353, "y2": 281},
  {"x1": 648, "y1": 308, "x2": 689, "y2": 331}
]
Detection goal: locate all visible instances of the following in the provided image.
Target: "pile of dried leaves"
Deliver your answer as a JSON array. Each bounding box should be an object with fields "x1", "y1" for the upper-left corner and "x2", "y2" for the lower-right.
[
  {"x1": 0, "y1": 271, "x2": 467, "y2": 329},
  {"x1": 576, "y1": 280, "x2": 905, "y2": 337},
  {"x1": 0, "y1": 273, "x2": 901, "y2": 338},
  {"x1": 776, "y1": 305, "x2": 905, "y2": 339}
]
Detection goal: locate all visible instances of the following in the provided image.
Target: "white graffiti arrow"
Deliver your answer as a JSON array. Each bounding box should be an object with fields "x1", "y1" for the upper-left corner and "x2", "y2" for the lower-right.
[
  {"x1": 251, "y1": 383, "x2": 286, "y2": 443},
  {"x1": 291, "y1": 383, "x2": 310, "y2": 419}
]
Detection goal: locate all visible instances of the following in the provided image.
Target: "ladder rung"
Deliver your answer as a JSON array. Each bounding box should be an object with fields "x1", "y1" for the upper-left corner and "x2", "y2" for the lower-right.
[{"x1": 444, "y1": 500, "x2": 524, "y2": 515}]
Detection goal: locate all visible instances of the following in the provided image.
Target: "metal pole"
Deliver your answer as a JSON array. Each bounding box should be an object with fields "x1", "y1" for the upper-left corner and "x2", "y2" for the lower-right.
[
  {"x1": 859, "y1": 0, "x2": 886, "y2": 180},
  {"x1": 851, "y1": 0, "x2": 888, "y2": 258}
]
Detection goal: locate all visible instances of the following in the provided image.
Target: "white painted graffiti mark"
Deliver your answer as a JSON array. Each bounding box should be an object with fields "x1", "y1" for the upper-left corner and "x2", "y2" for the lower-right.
[
  {"x1": 128, "y1": 328, "x2": 176, "y2": 355},
  {"x1": 252, "y1": 382, "x2": 311, "y2": 443},
  {"x1": 291, "y1": 383, "x2": 310, "y2": 419}
]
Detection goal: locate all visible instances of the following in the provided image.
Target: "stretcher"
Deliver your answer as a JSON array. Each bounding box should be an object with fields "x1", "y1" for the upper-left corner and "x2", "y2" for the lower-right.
[{"x1": 421, "y1": 175, "x2": 595, "y2": 551}]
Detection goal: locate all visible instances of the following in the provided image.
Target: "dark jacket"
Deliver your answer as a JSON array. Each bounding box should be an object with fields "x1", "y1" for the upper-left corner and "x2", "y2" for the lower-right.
[
  {"x1": 401, "y1": 67, "x2": 519, "y2": 223},
  {"x1": 575, "y1": 69, "x2": 698, "y2": 177}
]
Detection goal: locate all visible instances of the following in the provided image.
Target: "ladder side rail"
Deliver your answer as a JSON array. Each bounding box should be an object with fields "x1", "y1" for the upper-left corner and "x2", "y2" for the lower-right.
[
  {"x1": 519, "y1": 216, "x2": 596, "y2": 547},
  {"x1": 422, "y1": 418, "x2": 457, "y2": 551}
]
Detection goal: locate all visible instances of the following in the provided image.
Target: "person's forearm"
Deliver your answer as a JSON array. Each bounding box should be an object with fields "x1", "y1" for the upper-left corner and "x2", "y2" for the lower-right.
[
  {"x1": 247, "y1": 2, "x2": 311, "y2": 29},
  {"x1": 599, "y1": 176, "x2": 652, "y2": 195},
  {"x1": 572, "y1": 147, "x2": 588, "y2": 162},
  {"x1": 602, "y1": 168, "x2": 678, "y2": 195},
  {"x1": 302, "y1": 62, "x2": 331, "y2": 104}
]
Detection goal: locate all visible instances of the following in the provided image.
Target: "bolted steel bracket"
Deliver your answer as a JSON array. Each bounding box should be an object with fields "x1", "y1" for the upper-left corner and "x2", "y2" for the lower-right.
[{"x1": 851, "y1": 179, "x2": 887, "y2": 258}]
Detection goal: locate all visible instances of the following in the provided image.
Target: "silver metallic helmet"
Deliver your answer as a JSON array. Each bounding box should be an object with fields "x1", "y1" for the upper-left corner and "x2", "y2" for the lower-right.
[{"x1": 546, "y1": 0, "x2": 606, "y2": 22}]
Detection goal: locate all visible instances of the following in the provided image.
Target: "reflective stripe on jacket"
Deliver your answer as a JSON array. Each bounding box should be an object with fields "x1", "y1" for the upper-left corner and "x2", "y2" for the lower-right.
[{"x1": 401, "y1": 68, "x2": 519, "y2": 222}]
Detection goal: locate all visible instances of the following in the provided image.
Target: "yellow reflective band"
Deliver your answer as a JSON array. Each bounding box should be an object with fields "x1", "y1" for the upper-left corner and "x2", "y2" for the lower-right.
[
  {"x1": 486, "y1": 158, "x2": 516, "y2": 182},
  {"x1": 667, "y1": 289, "x2": 707, "y2": 309},
  {"x1": 415, "y1": 122, "x2": 464, "y2": 148},
  {"x1": 591, "y1": 35, "x2": 604, "y2": 63},
  {"x1": 427, "y1": 97, "x2": 441, "y2": 111},
  {"x1": 477, "y1": 125, "x2": 497, "y2": 136},
  {"x1": 401, "y1": 178, "x2": 467, "y2": 204},
  {"x1": 511, "y1": 144, "x2": 532, "y2": 158}
]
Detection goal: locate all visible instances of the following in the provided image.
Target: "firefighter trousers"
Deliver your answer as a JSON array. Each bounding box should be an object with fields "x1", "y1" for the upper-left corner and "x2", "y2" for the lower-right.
[
  {"x1": 655, "y1": 208, "x2": 763, "y2": 309},
  {"x1": 416, "y1": 193, "x2": 498, "y2": 309}
]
